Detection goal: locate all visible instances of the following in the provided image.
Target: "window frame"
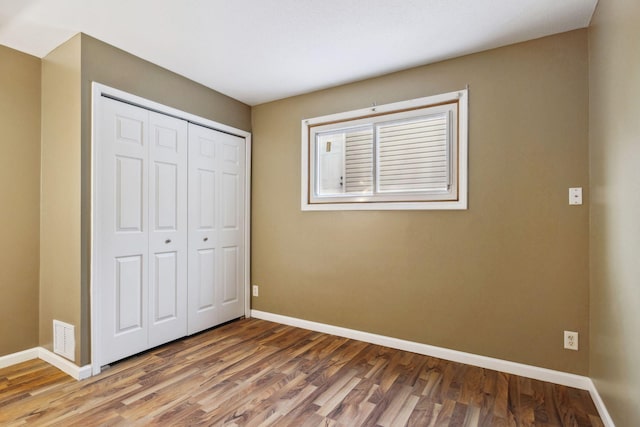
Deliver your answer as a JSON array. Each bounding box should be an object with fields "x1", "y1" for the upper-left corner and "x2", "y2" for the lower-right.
[{"x1": 301, "y1": 89, "x2": 468, "y2": 211}]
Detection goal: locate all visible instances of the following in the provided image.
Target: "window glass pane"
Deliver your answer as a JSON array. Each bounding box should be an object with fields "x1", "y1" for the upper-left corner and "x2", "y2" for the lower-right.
[
  {"x1": 377, "y1": 113, "x2": 449, "y2": 193},
  {"x1": 316, "y1": 127, "x2": 373, "y2": 196},
  {"x1": 316, "y1": 133, "x2": 344, "y2": 195}
]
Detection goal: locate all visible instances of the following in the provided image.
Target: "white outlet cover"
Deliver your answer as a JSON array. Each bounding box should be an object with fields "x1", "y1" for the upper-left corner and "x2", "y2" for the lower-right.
[{"x1": 564, "y1": 330, "x2": 579, "y2": 350}]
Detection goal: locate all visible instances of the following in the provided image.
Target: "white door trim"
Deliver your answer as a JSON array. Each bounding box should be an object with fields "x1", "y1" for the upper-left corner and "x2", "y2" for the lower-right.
[{"x1": 90, "y1": 82, "x2": 252, "y2": 376}]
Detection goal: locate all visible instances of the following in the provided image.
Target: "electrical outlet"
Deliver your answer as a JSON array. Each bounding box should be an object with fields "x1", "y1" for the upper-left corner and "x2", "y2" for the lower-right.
[
  {"x1": 252, "y1": 285, "x2": 259, "y2": 297},
  {"x1": 564, "y1": 331, "x2": 579, "y2": 350}
]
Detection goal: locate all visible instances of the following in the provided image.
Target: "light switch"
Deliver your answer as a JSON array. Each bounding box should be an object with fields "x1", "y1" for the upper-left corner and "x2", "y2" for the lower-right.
[{"x1": 569, "y1": 187, "x2": 582, "y2": 205}]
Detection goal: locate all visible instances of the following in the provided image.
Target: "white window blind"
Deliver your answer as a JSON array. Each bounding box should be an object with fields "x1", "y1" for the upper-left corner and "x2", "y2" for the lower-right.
[
  {"x1": 377, "y1": 114, "x2": 449, "y2": 193},
  {"x1": 344, "y1": 128, "x2": 373, "y2": 193}
]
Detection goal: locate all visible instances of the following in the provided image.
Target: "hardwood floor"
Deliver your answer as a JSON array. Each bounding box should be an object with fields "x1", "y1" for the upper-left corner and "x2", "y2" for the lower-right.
[{"x1": 0, "y1": 318, "x2": 603, "y2": 426}]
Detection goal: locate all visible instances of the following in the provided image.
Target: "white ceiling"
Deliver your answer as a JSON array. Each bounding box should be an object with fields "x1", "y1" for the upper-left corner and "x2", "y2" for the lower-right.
[{"x1": 0, "y1": 0, "x2": 597, "y2": 106}]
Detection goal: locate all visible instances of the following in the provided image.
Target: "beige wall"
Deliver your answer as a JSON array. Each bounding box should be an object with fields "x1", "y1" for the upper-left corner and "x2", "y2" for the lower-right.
[
  {"x1": 589, "y1": 0, "x2": 640, "y2": 424},
  {"x1": 0, "y1": 45, "x2": 41, "y2": 356},
  {"x1": 39, "y1": 34, "x2": 82, "y2": 360},
  {"x1": 251, "y1": 30, "x2": 590, "y2": 374}
]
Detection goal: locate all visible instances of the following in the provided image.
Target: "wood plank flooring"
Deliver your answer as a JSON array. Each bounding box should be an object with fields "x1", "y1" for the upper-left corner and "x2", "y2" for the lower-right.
[{"x1": 0, "y1": 318, "x2": 603, "y2": 426}]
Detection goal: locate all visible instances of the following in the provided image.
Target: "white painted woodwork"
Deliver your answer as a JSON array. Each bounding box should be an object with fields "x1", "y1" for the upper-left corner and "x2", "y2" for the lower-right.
[
  {"x1": 218, "y1": 132, "x2": 245, "y2": 323},
  {"x1": 97, "y1": 99, "x2": 150, "y2": 365},
  {"x1": 147, "y1": 112, "x2": 188, "y2": 347},
  {"x1": 95, "y1": 92, "x2": 248, "y2": 367},
  {"x1": 187, "y1": 124, "x2": 218, "y2": 333},
  {"x1": 188, "y1": 124, "x2": 245, "y2": 333}
]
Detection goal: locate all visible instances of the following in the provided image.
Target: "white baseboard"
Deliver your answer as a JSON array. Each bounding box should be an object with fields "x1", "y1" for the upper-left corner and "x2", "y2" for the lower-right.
[
  {"x1": 251, "y1": 310, "x2": 589, "y2": 388},
  {"x1": 37, "y1": 348, "x2": 92, "y2": 380},
  {"x1": 251, "y1": 310, "x2": 614, "y2": 427},
  {"x1": 0, "y1": 347, "x2": 39, "y2": 369},
  {"x1": 587, "y1": 379, "x2": 616, "y2": 427},
  {"x1": 0, "y1": 347, "x2": 91, "y2": 380}
]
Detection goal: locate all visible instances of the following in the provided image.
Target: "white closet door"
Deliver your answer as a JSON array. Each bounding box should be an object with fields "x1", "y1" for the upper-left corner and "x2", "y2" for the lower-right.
[
  {"x1": 97, "y1": 99, "x2": 189, "y2": 365},
  {"x1": 188, "y1": 124, "x2": 245, "y2": 333},
  {"x1": 98, "y1": 98, "x2": 150, "y2": 365},
  {"x1": 94, "y1": 89, "x2": 248, "y2": 369},
  {"x1": 147, "y1": 112, "x2": 188, "y2": 346},
  {"x1": 217, "y1": 130, "x2": 246, "y2": 323},
  {"x1": 187, "y1": 124, "x2": 219, "y2": 333}
]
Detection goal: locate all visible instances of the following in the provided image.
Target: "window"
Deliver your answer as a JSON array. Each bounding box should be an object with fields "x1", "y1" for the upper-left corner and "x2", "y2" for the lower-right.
[{"x1": 301, "y1": 89, "x2": 468, "y2": 210}]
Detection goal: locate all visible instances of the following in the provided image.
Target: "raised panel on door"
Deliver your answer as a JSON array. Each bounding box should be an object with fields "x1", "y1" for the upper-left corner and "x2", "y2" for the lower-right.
[
  {"x1": 222, "y1": 172, "x2": 239, "y2": 230},
  {"x1": 152, "y1": 251, "x2": 178, "y2": 320},
  {"x1": 197, "y1": 169, "x2": 216, "y2": 229},
  {"x1": 221, "y1": 247, "x2": 238, "y2": 304},
  {"x1": 189, "y1": 247, "x2": 216, "y2": 333},
  {"x1": 115, "y1": 255, "x2": 144, "y2": 333},
  {"x1": 116, "y1": 156, "x2": 144, "y2": 232},
  {"x1": 187, "y1": 124, "x2": 219, "y2": 334},
  {"x1": 98, "y1": 98, "x2": 149, "y2": 366},
  {"x1": 153, "y1": 162, "x2": 177, "y2": 230},
  {"x1": 148, "y1": 112, "x2": 188, "y2": 347},
  {"x1": 219, "y1": 246, "x2": 242, "y2": 323}
]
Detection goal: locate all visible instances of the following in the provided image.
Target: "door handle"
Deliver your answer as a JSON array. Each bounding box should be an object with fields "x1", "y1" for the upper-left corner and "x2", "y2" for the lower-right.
[{"x1": 165, "y1": 239, "x2": 171, "y2": 244}]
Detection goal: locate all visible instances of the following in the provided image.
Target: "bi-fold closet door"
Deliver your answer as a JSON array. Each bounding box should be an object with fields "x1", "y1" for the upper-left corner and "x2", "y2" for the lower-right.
[
  {"x1": 187, "y1": 124, "x2": 245, "y2": 334},
  {"x1": 96, "y1": 96, "x2": 245, "y2": 367}
]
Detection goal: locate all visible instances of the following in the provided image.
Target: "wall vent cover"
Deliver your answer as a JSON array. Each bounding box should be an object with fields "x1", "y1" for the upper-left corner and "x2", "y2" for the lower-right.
[{"x1": 53, "y1": 320, "x2": 75, "y2": 361}]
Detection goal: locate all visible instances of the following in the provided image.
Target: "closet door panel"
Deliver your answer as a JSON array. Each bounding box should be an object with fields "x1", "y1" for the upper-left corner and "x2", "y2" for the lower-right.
[
  {"x1": 217, "y1": 133, "x2": 245, "y2": 323},
  {"x1": 187, "y1": 124, "x2": 219, "y2": 334},
  {"x1": 148, "y1": 112, "x2": 188, "y2": 347},
  {"x1": 98, "y1": 98, "x2": 149, "y2": 366}
]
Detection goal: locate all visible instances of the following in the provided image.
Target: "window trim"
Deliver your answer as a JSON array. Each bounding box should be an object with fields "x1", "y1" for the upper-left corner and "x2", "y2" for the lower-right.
[{"x1": 301, "y1": 89, "x2": 468, "y2": 211}]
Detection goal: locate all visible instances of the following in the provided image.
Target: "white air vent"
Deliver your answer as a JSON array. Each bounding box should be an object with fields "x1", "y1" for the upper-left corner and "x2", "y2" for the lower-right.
[{"x1": 53, "y1": 320, "x2": 75, "y2": 361}]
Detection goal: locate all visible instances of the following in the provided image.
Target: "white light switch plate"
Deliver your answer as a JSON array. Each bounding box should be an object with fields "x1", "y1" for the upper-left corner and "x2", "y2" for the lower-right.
[{"x1": 569, "y1": 187, "x2": 582, "y2": 205}]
